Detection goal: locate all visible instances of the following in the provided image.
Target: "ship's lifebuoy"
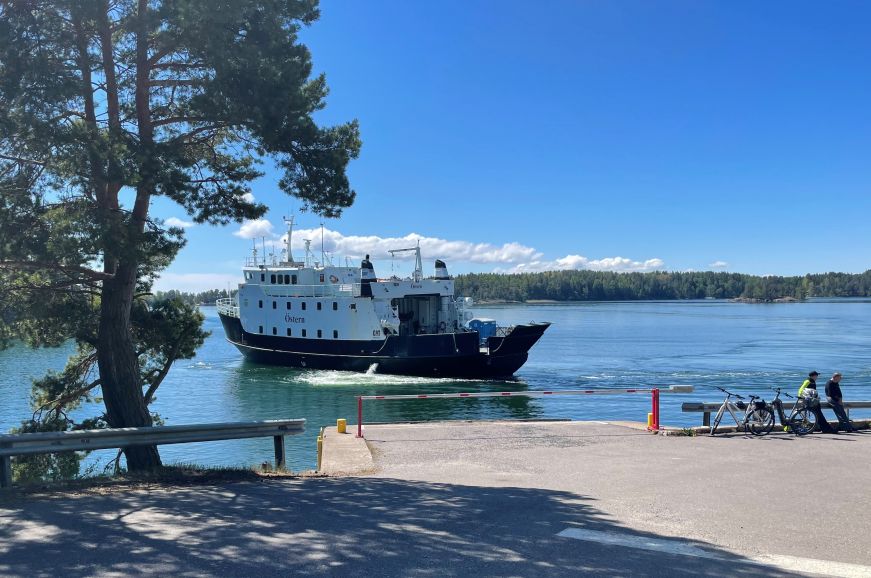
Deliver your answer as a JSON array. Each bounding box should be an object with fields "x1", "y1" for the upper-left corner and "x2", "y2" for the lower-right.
[{"x1": 439, "y1": 321, "x2": 446, "y2": 332}]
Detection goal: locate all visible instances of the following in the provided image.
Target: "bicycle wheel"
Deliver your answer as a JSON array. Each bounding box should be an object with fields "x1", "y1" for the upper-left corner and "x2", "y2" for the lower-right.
[
  {"x1": 790, "y1": 409, "x2": 816, "y2": 436},
  {"x1": 747, "y1": 408, "x2": 775, "y2": 436}
]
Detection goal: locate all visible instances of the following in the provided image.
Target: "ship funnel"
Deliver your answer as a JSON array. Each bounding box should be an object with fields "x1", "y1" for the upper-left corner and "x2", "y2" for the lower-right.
[
  {"x1": 361, "y1": 254, "x2": 376, "y2": 297},
  {"x1": 361, "y1": 254, "x2": 375, "y2": 278},
  {"x1": 434, "y1": 259, "x2": 450, "y2": 280}
]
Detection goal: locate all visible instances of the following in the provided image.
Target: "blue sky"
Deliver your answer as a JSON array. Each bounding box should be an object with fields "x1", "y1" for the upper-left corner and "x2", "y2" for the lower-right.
[{"x1": 153, "y1": 0, "x2": 871, "y2": 292}]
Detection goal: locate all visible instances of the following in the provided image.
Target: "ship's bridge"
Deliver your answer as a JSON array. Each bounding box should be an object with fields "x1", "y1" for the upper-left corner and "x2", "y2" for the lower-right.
[{"x1": 241, "y1": 265, "x2": 360, "y2": 297}]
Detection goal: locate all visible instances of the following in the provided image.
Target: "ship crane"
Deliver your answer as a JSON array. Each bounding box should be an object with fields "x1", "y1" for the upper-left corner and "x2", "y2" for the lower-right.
[{"x1": 388, "y1": 242, "x2": 423, "y2": 282}]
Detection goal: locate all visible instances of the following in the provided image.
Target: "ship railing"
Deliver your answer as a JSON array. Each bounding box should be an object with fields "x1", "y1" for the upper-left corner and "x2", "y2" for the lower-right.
[
  {"x1": 495, "y1": 326, "x2": 514, "y2": 337},
  {"x1": 216, "y1": 297, "x2": 240, "y2": 318},
  {"x1": 263, "y1": 284, "x2": 361, "y2": 298},
  {"x1": 245, "y1": 257, "x2": 284, "y2": 267}
]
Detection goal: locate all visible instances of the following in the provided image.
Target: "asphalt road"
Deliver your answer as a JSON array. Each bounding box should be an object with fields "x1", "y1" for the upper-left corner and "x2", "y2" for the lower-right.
[
  {"x1": 1, "y1": 421, "x2": 869, "y2": 577},
  {"x1": 365, "y1": 421, "x2": 871, "y2": 576}
]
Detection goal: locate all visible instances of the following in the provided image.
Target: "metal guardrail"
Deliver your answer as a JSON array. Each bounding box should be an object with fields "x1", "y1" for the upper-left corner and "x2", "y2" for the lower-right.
[
  {"x1": 682, "y1": 400, "x2": 871, "y2": 427},
  {"x1": 0, "y1": 418, "x2": 305, "y2": 489}
]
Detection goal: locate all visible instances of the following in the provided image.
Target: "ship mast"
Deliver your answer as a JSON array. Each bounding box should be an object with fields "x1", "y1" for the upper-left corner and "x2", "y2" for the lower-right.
[
  {"x1": 388, "y1": 240, "x2": 423, "y2": 282},
  {"x1": 283, "y1": 216, "x2": 296, "y2": 265}
]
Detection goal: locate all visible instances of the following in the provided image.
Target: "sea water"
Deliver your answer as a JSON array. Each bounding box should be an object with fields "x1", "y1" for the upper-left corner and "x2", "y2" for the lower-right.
[{"x1": 2, "y1": 299, "x2": 869, "y2": 472}]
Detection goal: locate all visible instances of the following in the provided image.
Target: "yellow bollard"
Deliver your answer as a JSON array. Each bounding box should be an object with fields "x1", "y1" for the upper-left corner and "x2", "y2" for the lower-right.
[
  {"x1": 647, "y1": 413, "x2": 654, "y2": 428},
  {"x1": 316, "y1": 436, "x2": 323, "y2": 471},
  {"x1": 337, "y1": 418, "x2": 347, "y2": 434}
]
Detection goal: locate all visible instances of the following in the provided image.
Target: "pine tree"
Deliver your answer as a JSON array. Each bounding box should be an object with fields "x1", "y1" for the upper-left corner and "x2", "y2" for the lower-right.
[{"x1": 0, "y1": 0, "x2": 360, "y2": 472}]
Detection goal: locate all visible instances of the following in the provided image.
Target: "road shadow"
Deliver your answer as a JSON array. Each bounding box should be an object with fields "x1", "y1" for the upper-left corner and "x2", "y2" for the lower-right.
[{"x1": 0, "y1": 477, "x2": 803, "y2": 577}]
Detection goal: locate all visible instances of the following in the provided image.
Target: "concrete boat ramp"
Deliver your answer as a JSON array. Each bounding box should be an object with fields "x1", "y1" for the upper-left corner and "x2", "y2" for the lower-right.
[{"x1": 3, "y1": 420, "x2": 871, "y2": 577}]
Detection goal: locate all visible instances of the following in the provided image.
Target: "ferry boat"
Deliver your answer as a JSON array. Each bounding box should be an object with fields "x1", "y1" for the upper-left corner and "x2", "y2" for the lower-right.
[{"x1": 216, "y1": 220, "x2": 550, "y2": 378}]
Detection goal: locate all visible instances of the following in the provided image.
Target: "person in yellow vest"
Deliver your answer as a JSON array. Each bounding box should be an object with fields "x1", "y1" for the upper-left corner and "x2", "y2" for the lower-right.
[{"x1": 798, "y1": 371, "x2": 835, "y2": 433}]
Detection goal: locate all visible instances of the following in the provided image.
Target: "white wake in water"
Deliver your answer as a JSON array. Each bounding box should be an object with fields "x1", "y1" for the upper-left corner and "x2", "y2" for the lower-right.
[{"x1": 296, "y1": 367, "x2": 487, "y2": 387}]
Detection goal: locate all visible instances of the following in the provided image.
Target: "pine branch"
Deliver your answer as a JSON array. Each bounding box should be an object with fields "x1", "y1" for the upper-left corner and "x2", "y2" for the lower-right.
[
  {"x1": 0, "y1": 153, "x2": 47, "y2": 166},
  {"x1": 146, "y1": 45, "x2": 177, "y2": 67},
  {"x1": 148, "y1": 79, "x2": 202, "y2": 88},
  {"x1": 0, "y1": 261, "x2": 116, "y2": 281},
  {"x1": 152, "y1": 116, "x2": 210, "y2": 128},
  {"x1": 143, "y1": 326, "x2": 191, "y2": 405},
  {"x1": 34, "y1": 378, "x2": 101, "y2": 420},
  {"x1": 151, "y1": 60, "x2": 206, "y2": 71}
]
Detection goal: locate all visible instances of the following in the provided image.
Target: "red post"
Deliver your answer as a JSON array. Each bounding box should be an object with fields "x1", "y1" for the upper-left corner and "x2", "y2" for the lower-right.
[
  {"x1": 650, "y1": 388, "x2": 660, "y2": 431},
  {"x1": 357, "y1": 396, "x2": 363, "y2": 438}
]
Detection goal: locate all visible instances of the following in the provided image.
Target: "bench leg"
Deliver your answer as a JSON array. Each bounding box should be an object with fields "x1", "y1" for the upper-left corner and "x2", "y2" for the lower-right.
[
  {"x1": 702, "y1": 412, "x2": 711, "y2": 427},
  {"x1": 273, "y1": 435, "x2": 286, "y2": 471},
  {"x1": 1, "y1": 456, "x2": 11, "y2": 489}
]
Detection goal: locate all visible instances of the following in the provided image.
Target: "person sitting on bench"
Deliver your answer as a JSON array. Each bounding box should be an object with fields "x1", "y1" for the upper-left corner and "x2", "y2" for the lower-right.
[
  {"x1": 825, "y1": 372, "x2": 856, "y2": 432},
  {"x1": 798, "y1": 371, "x2": 836, "y2": 434}
]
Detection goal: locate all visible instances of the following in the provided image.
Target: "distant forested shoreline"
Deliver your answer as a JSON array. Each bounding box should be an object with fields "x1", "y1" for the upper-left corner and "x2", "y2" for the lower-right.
[
  {"x1": 453, "y1": 270, "x2": 871, "y2": 302},
  {"x1": 152, "y1": 288, "x2": 234, "y2": 306},
  {"x1": 155, "y1": 270, "x2": 871, "y2": 306}
]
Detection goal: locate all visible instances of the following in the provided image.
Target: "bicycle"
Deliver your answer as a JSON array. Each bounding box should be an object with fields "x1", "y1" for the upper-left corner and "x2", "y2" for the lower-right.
[
  {"x1": 769, "y1": 387, "x2": 816, "y2": 436},
  {"x1": 710, "y1": 387, "x2": 774, "y2": 435},
  {"x1": 744, "y1": 394, "x2": 775, "y2": 435}
]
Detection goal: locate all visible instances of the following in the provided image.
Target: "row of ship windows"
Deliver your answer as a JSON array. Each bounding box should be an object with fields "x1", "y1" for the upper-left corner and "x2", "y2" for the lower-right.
[
  {"x1": 258, "y1": 300, "x2": 353, "y2": 311},
  {"x1": 258, "y1": 327, "x2": 338, "y2": 339},
  {"x1": 246, "y1": 272, "x2": 328, "y2": 284}
]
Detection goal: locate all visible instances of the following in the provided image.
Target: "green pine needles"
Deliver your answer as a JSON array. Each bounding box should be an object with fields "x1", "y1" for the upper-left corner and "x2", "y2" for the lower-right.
[{"x1": 0, "y1": 0, "x2": 360, "y2": 478}]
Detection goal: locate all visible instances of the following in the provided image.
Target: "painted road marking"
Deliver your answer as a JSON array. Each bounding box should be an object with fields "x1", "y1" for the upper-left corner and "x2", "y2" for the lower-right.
[{"x1": 557, "y1": 528, "x2": 871, "y2": 578}]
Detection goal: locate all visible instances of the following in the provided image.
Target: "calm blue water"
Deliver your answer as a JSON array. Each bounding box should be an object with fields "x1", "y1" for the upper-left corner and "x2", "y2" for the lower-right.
[{"x1": 2, "y1": 299, "x2": 870, "y2": 472}]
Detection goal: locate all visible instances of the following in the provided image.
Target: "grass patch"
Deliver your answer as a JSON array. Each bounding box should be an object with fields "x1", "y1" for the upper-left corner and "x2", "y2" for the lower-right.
[
  {"x1": 665, "y1": 427, "x2": 699, "y2": 437},
  {"x1": 1, "y1": 463, "x2": 317, "y2": 500}
]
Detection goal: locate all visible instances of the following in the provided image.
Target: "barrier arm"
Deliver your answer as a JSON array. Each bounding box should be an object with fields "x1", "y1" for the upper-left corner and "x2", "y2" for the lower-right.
[{"x1": 355, "y1": 385, "x2": 694, "y2": 438}]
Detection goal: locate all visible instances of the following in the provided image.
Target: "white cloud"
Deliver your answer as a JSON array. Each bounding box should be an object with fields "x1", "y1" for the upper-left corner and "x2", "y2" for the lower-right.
[
  {"x1": 154, "y1": 273, "x2": 241, "y2": 293},
  {"x1": 235, "y1": 224, "x2": 664, "y2": 273},
  {"x1": 234, "y1": 218, "x2": 276, "y2": 239},
  {"x1": 282, "y1": 228, "x2": 542, "y2": 264},
  {"x1": 499, "y1": 255, "x2": 665, "y2": 274},
  {"x1": 241, "y1": 192, "x2": 256, "y2": 203},
  {"x1": 708, "y1": 260, "x2": 729, "y2": 269},
  {"x1": 165, "y1": 217, "x2": 194, "y2": 229}
]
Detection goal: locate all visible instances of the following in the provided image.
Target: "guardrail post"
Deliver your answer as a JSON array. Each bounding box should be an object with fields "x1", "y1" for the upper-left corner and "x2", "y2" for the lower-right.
[
  {"x1": 316, "y1": 428, "x2": 324, "y2": 471},
  {"x1": 356, "y1": 396, "x2": 364, "y2": 438},
  {"x1": 650, "y1": 388, "x2": 660, "y2": 431},
  {"x1": 702, "y1": 412, "x2": 711, "y2": 427},
  {"x1": 1, "y1": 456, "x2": 11, "y2": 489},
  {"x1": 273, "y1": 435, "x2": 286, "y2": 470}
]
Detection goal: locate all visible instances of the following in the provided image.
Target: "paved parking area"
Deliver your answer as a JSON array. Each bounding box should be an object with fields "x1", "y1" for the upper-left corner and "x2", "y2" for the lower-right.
[
  {"x1": 1, "y1": 421, "x2": 869, "y2": 577},
  {"x1": 363, "y1": 421, "x2": 871, "y2": 575}
]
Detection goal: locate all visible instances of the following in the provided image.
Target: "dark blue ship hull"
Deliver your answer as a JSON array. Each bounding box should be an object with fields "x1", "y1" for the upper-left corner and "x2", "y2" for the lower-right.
[{"x1": 219, "y1": 313, "x2": 549, "y2": 378}]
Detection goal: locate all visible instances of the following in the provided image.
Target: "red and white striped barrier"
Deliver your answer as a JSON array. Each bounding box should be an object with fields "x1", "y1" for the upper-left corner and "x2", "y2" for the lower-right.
[{"x1": 355, "y1": 385, "x2": 693, "y2": 437}]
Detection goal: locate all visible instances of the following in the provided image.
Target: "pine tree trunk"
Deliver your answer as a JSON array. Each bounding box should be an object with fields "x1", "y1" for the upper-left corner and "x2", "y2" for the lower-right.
[{"x1": 97, "y1": 261, "x2": 161, "y2": 471}]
